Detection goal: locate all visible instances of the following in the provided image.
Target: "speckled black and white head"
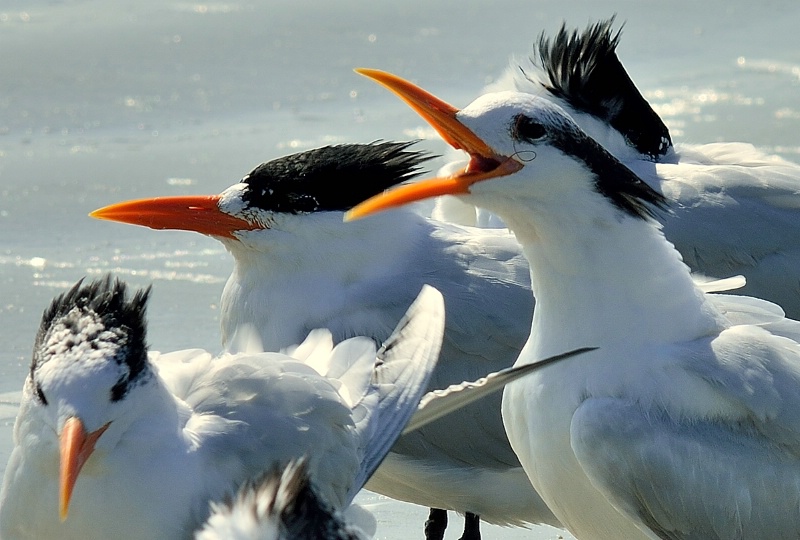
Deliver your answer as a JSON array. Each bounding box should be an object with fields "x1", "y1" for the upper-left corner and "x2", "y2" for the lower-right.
[
  {"x1": 196, "y1": 458, "x2": 367, "y2": 540},
  {"x1": 491, "y1": 18, "x2": 672, "y2": 161},
  {"x1": 24, "y1": 275, "x2": 155, "y2": 520},
  {"x1": 31, "y1": 276, "x2": 150, "y2": 406},
  {"x1": 348, "y1": 70, "x2": 667, "y2": 226},
  {"x1": 90, "y1": 141, "x2": 434, "y2": 239}
]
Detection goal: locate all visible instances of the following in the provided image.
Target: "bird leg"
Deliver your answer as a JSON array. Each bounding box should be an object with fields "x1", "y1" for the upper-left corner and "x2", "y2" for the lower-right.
[
  {"x1": 424, "y1": 508, "x2": 448, "y2": 540},
  {"x1": 459, "y1": 512, "x2": 481, "y2": 540}
]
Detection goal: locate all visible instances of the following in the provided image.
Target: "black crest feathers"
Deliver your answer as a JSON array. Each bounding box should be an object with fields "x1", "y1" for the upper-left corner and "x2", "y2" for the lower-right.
[
  {"x1": 534, "y1": 18, "x2": 672, "y2": 160},
  {"x1": 32, "y1": 275, "x2": 150, "y2": 401},
  {"x1": 240, "y1": 141, "x2": 434, "y2": 214}
]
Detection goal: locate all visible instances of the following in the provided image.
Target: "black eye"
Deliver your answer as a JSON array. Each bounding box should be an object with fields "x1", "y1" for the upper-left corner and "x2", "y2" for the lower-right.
[
  {"x1": 512, "y1": 115, "x2": 547, "y2": 143},
  {"x1": 35, "y1": 383, "x2": 48, "y2": 405}
]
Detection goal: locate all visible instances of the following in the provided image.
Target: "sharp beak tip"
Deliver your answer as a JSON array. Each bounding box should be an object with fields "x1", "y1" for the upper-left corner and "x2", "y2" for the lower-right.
[
  {"x1": 343, "y1": 208, "x2": 362, "y2": 222},
  {"x1": 88, "y1": 202, "x2": 131, "y2": 223}
]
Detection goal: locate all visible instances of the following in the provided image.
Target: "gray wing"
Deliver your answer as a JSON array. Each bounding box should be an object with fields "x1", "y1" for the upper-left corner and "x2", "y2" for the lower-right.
[
  {"x1": 309, "y1": 221, "x2": 533, "y2": 470},
  {"x1": 347, "y1": 285, "x2": 445, "y2": 502},
  {"x1": 635, "y1": 143, "x2": 800, "y2": 319},
  {"x1": 159, "y1": 349, "x2": 360, "y2": 510},
  {"x1": 572, "y1": 398, "x2": 800, "y2": 540},
  {"x1": 571, "y1": 322, "x2": 800, "y2": 539},
  {"x1": 389, "y1": 223, "x2": 533, "y2": 468}
]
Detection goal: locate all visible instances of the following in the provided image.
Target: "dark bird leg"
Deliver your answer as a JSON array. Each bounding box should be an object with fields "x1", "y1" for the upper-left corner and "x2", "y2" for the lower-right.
[
  {"x1": 458, "y1": 512, "x2": 481, "y2": 540},
  {"x1": 424, "y1": 508, "x2": 448, "y2": 540}
]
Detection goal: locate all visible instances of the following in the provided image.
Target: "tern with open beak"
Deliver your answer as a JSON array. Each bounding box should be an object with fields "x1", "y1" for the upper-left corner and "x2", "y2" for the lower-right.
[
  {"x1": 348, "y1": 69, "x2": 800, "y2": 539},
  {"x1": 431, "y1": 19, "x2": 800, "y2": 320}
]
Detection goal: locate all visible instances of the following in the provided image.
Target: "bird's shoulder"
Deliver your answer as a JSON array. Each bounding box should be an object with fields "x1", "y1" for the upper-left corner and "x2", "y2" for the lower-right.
[
  {"x1": 153, "y1": 346, "x2": 357, "y2": 448},
  {"x1": 682, "y1": 317, "x2": 800, "y2": 443},
  {"x1": 570, "y1": 302, "x2": 800, "y2": 538},
  {"x1": 571, "y1": 391, "x2": 800, "y2": 539},
  {"x1": 635, "y1": 299, "x2": 800, "y2": 445},
  {"x1": 650, "y1": 142, "x2": 800, "y2": 205},
  {"x1": 155, "y1": 343, "x2": 359, "y2": 419}
]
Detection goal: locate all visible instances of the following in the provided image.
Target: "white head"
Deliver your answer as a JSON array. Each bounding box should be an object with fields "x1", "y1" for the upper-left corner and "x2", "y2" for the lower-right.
[
  {"x1": 89, "y1": 141, "x2": 434, "y2": 256},
  {"x1": 346, "y1": 70, "x2": 667, "y2": 232},
  {"x1": 21, "y1": 276, "x2": 155, "y2": 522}
]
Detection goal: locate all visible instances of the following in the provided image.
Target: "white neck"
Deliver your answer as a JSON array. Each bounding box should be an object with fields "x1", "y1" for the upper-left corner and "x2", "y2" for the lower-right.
[
  {"x1": 495, "y1": 197, "x2": 725, "y2": 360},
  {"x1": 219, "y1": 209, "x2": 429, "y2": 350}
]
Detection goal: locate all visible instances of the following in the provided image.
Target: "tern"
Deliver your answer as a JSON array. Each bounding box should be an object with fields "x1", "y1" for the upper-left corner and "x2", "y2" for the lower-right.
[
  {"x1": 0, "y1": 275, "x2": 446, "y2": 540},
  {"x1": 347, "y1": 69, "x2": 800, "y2": 539},
  {"x1": 433, "y1": 19, "x2": 800, "y2": 318},
  {"x1": 90, "y1": 141, "x2": 561, "y2": 539}
]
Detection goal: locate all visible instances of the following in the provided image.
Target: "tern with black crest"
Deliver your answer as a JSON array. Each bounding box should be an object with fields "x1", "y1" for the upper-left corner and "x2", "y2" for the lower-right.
[
  {"x1": 90, "y1": 126, "x2": 795, "y2": 538},
  {"x1": 348, "y1": 68, "x2": 800, "y2": 539}
]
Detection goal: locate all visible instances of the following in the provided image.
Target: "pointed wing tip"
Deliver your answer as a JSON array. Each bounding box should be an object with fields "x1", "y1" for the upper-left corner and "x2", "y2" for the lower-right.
[{"x1": 404, "y1": 346, "x2": 599, "y2": 434}]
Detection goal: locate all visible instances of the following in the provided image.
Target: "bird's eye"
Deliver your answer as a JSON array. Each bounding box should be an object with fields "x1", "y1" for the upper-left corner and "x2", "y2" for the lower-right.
[
  {"x1": 512, "y1": 115, "x2": 547, "y2": 143},
  {"x1": 35, "y1": 383, "x2": 48, "y2": 405}
]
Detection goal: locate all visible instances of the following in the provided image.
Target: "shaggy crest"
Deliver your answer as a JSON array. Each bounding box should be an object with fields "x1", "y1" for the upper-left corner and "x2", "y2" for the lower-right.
[
  {"x1": 240, "y1": 141, "x2": 434, "y2": 214},
  {"x1": 532, "y1": 18, "x2": 672, "y2": 160}
]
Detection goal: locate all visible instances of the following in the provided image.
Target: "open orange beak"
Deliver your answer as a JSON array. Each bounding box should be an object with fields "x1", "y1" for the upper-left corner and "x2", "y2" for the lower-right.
[
  {"x1": 345, "y1": 69, "x2": 522, "y2": 221},
  {"x1": 90, "y1": 195, "x2": 260, "y2": 239},
  {"x1": 59, "y1": 417, "x2": 110, "y2": 521}
]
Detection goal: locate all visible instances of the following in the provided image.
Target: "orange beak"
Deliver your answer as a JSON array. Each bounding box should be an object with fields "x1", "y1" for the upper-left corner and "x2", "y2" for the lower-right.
[
  {"x1": 59, "y1": 417, "x2": 110, "y2": 521},
  {"x1": 89, "y1": 195, "x2": 260, "y2": 239},
  {"x1": 346, "y1": 69, "x2": 522, "y2": 221}
]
